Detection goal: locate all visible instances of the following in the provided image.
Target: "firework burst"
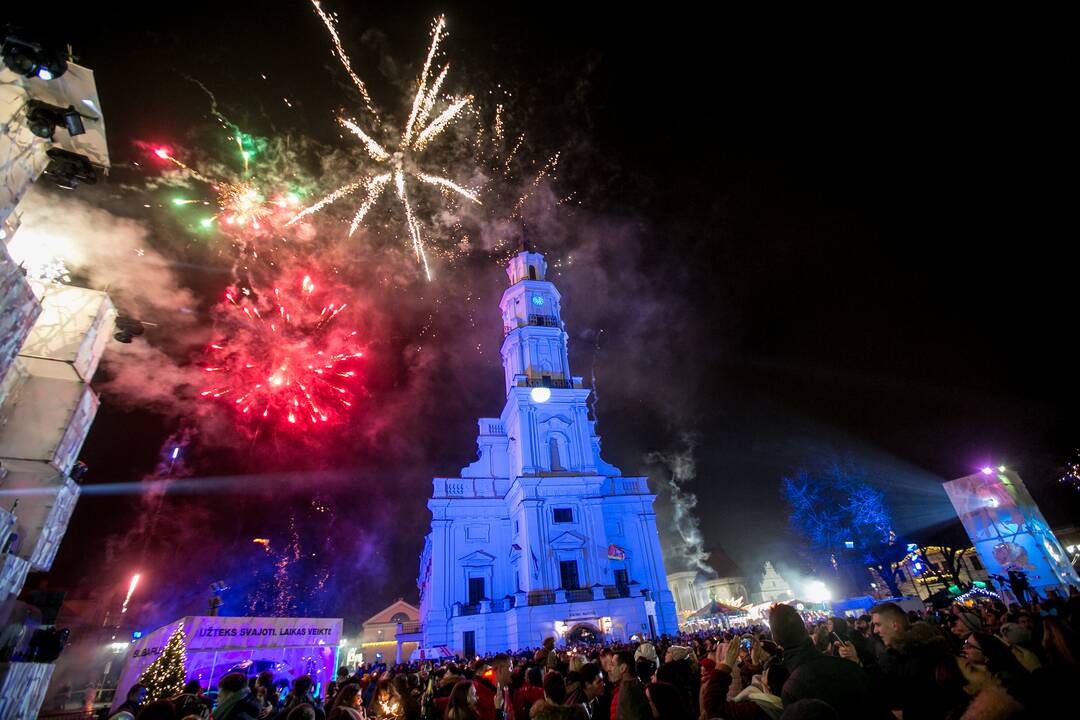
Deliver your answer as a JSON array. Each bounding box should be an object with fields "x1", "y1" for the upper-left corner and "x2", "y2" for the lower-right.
[
  {"x1": 200, "y1": 273, "x2": 364, "y2": 430},
  {"x1": 288, "y1": 7, "x2": 481, "y2": 280},
  {"x1": 1061, "y1": 450, "x2": 1080, "y2": 492},
  {"x1": 149, "y1": 142, "x2": 308, "y2": 244}
]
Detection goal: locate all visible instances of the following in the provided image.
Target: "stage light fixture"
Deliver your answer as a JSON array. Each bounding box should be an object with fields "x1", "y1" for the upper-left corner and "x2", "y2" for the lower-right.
[
  {"x1": 43, "y1": 148, "x2": 97, "y2": 189},
  {"x1": 981, "y1": 467, "x2": 993, "y2": 475},
  {"x1": 113, "y1": 315, "x2": 146, "y2": 343},
  {"x1": 1, "y1": 31, "x2": 68, "y2": 80},
  {"x1": 25, "y1": 100, "x2": 86, "y2": 141},
  {"x1": 69, "y1": 461, "x2": 89, "y2": 482}
]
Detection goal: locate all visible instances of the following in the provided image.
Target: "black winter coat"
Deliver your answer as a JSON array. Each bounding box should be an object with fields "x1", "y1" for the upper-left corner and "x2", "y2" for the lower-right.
[{"x1": 780, "y1": 640, "x2": 888, "y2": 720}]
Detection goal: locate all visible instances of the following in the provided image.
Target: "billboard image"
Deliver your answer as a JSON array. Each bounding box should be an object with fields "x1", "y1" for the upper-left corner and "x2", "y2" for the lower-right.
[
  {"x1": 111, "y1": 616, "x2": 342, "y2": 712},
  {"x1": 943, "y1": 469, "x2": 1079, "y2": 593}
]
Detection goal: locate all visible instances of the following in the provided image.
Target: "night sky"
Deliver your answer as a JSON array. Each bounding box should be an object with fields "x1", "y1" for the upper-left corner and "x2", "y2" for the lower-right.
[{"x1": 11, "y1": 4, "x2": 1078, "y2": 627}]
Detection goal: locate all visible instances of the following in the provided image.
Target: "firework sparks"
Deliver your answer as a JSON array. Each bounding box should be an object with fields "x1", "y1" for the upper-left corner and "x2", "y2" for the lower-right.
[
  {"x1": 513, "y1": 152, "x2": 560, "y2": 216},
  {"x1": 148, "y1": 140, "x2": 309, "y2": 256},
  {"x1": 348, "y1": 173, "x2": 392, "y2": 235},
  {"x1": 310, "y1": 0, "x2": 379, "y2": 120},
  {"x1": 200, "y1": 273, "x2": 364, "y2": 429},
  {"x1": 121, "y1": 573, "x2": 141, "y2": 614},
  {"x1": 216, "y1": 180, "x2": 274, "y2": 229},
  {"x1": 289, "y1": 11, "x2": 481, "y2": 280},
  {"x1": 1061, "y1": 450, "x2": 1080, "y2": 492},
  {"x1": 151, "y1": 146, "x2": 212, "y2": 183}
]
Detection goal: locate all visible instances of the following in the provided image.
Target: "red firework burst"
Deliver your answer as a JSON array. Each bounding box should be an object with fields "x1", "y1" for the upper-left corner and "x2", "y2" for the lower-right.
[{"x1": 201, "y1": 273, "x2": 363, "y2": 428}]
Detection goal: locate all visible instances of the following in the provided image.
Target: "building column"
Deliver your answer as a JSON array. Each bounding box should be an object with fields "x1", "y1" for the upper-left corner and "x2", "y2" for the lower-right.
[
  {"x1": 521, "y1": 404, "x2": 540, "y2": 474},
  {"x1": 574, "y1": 404, "x2": 596, "y2": 472},
  {"x1": 522, "y1": 499, "x2": 545, "y2": 590},
  {"x1": 638, "y1": 508, "x2": 679, "y2": 634}
]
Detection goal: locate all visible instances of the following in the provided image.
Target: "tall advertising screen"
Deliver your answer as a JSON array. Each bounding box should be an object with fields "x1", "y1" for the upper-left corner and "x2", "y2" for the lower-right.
[{"x1": 944, "y1": 469, "x2": 1078, "y2": 592}]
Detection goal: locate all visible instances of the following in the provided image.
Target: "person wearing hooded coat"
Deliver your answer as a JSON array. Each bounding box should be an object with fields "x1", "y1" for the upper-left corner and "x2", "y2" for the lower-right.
[
  {"x1": 216, "y1": 672, "x2": 266, "y2": 720},
  {"x1": 768, "y1": 604, "x2": 886, "y2": 720}
]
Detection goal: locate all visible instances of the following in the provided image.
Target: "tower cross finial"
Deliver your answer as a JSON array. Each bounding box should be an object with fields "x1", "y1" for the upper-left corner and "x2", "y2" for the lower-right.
[{"x1": 519, "y1": 222, "x2": 534, "y2": 254}]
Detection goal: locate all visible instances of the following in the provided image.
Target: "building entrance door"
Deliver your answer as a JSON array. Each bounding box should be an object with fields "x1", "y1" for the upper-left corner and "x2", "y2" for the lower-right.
[
  {"x1": 463, "y1": 630, "x2": 476, "y2": 658},
  {"x1": 559, "y1": 560, "x2": 580, "y2": 590},
  {"x1": 468, "y1": 577, "x2": 485, "y2": 605},
  {"x1": 565, "y1": 623, "x2": 600, "y2": 645},
  {"x1": 614, "y1": 569, "x2": 629, "y2": 597}
]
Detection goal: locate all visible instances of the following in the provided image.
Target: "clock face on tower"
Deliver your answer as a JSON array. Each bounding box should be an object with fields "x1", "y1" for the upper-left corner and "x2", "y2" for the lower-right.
[{"x1": 531, "y1": 295, "x2": 545, "y2": 306}]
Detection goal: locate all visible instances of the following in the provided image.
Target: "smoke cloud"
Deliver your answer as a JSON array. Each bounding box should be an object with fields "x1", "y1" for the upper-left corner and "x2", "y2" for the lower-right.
[{"x1": 646, "y1": 435, "x2": 712, "y2": 574}]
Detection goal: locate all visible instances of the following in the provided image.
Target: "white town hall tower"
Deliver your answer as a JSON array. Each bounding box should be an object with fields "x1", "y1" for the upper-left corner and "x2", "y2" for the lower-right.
[{"x1": 414, "y1": 250, "x2": 678, "y2": 657}]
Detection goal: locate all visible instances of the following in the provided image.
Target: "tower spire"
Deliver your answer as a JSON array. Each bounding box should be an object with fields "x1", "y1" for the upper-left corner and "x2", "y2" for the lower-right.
[{"x1": 517, "y1": 221, "x2": 534, "y2": 254}]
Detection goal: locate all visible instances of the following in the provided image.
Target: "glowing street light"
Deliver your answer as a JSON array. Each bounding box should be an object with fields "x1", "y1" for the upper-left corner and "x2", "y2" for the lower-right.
[{"x1": 805, "y1": 580, "x2": 831, "y2": 604}]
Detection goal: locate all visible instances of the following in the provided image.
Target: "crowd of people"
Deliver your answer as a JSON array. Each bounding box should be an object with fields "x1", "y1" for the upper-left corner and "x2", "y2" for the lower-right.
[{"x1": 108, "y1": 588, "x2": 1080, "y2": 720}]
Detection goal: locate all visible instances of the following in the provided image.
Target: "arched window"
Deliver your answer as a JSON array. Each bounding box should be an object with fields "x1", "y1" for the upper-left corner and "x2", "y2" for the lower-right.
[
  {"x1": 549, "y1": 437, "x2": 563, "y2": 471},
  {"x1": 390, "y1": 612, "x2": 410, "y2": 623},
  {"x1": 529, "y1": 266, "x2": 537, "y2": 280}
]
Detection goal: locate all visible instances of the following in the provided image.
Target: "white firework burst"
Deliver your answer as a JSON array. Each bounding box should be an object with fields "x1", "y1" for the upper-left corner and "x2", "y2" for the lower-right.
[{"x1": 292, "y1": 8, "x2": 481, "y2": 280}]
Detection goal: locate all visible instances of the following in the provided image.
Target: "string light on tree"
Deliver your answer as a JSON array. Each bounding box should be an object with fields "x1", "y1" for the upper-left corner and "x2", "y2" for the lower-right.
[{"x1": 138, "y1": 624, "x2": 187, "y2": 701}]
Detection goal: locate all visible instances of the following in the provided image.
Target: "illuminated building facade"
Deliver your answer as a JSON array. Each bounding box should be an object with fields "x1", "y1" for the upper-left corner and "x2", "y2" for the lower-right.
[
  {"x1": 355, "y1": 599, "x2": 420, "y2": 665},
  {"x1": 415, "y1": 251, "x2": 678, "y2": 657}
]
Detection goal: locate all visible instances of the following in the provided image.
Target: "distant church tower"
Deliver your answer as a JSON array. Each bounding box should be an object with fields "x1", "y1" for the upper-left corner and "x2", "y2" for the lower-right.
[
  {"x1": 755, "y1": 562, "x2": 793, "y2": 604},
  {"x1": 415, "y1": 251, "x2": 679, "y2": 656}
]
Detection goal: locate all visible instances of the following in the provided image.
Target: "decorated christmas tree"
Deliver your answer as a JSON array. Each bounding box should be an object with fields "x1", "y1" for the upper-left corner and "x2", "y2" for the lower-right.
[{"x1": 138, "y1": 624, "x2": 187, "y2": 701}]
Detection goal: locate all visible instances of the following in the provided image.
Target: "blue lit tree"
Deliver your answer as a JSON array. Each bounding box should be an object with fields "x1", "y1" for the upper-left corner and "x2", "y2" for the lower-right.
[{"x1": 782, "y1": 462, "x2": 906, "y2": 597}]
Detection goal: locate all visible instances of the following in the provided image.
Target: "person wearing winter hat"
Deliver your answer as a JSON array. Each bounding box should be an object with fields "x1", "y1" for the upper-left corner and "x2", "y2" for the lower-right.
[
  {"x1": 950, "y1": 611, "x2": 982, "y2": 641},
  {"x1": 631, "y1": 643, "x2": 657, "y2": 687},
  {"x1": 633, "y1": 643, "x2": 658, "y2": 666},
  {"x1": 999, "y1": 622, "x2": 1041, "y2": 672},
  {"x1": 663, "y1": 646, "x2": 691, "y2": 663}
]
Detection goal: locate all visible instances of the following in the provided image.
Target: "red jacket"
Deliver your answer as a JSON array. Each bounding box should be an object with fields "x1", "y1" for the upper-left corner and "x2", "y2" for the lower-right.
[
  {"x1": 513, "y1": 685, "x2": 544, "y2": 718},
  {"x1": 474, "y1": 678, "x2": 513, "y2": 720}
]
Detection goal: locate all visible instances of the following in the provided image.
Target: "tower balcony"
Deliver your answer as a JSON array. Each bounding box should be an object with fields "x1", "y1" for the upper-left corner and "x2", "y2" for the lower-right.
[
  {"x1": 515, "y1": 376, "x2": 584, "y2": 390},
  {"x1": 504, "y1": 315, "x2": 562, "y2": 336},
  {"x1": 527, "y1": 314, "x2": 560, "y2": 329},
  {"x1": 449, "y1": 585, "x2": 638, "y2": 615},
  {"x1": 395, "y1": 621, "x2": 423, "y2": 643}
]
